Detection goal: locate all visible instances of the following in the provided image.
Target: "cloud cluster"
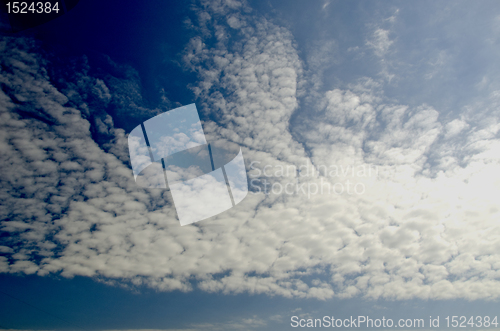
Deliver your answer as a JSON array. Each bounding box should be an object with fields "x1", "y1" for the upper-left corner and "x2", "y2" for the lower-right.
[{"x1": 1, "y1": 0, "x2": 500, "y2": 301}]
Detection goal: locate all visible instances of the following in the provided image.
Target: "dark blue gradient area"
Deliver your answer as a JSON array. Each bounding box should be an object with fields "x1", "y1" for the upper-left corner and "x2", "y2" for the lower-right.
[
  {"x1": 21, "y1": 0, "x2": 195, "y2": 109},
  {"x1": 1, "y1": 274, "x2": 500, "y2": 331}
]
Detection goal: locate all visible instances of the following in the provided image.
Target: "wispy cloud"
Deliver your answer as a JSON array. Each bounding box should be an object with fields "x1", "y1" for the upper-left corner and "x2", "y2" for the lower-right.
[{"x1": 366, "y1": 28, "x2": 394, "y2": 57}]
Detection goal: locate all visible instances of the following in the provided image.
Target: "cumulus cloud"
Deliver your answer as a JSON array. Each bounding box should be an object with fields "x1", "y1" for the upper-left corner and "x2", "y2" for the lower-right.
[{"x1": 1, "y1": 0, "x2": 500, "y2": 302}]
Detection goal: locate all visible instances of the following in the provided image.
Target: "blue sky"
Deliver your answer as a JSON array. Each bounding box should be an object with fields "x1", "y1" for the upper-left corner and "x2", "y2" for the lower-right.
[{"x1": 1, "y1": 0, "x2": 500, "y2": 330}]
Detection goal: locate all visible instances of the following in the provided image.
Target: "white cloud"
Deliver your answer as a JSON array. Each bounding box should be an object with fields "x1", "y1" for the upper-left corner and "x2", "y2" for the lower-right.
[
  {"x1": 366, "y1": 28, "x2": 393, "y2": 57},
  {"x1": 363, "y1": 12, "x2": 399, "y2": 82},
  {"x1": 444, "y1": 118, "x2": 468, "y2": 139}
]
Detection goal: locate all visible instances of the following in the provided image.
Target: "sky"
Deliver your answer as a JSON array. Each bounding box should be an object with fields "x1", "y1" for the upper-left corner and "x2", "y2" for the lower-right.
[{"x1": 1, "y1": 0, "x2": 500, "y2": 330}]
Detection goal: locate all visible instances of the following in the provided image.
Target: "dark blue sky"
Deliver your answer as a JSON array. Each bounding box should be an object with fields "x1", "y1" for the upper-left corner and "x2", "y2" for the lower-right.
[
  {"x1": 29, "y1": 0, "x2": 195, "y2": 109},
  {"x1": 2, "y1": 274, "x2": 500, "y2": 330}
]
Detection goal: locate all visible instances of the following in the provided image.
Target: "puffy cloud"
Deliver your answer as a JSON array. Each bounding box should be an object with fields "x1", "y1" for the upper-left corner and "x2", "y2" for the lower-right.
[{"x1": 184, "y1": 0, "x2": 306, "y2": 165}]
